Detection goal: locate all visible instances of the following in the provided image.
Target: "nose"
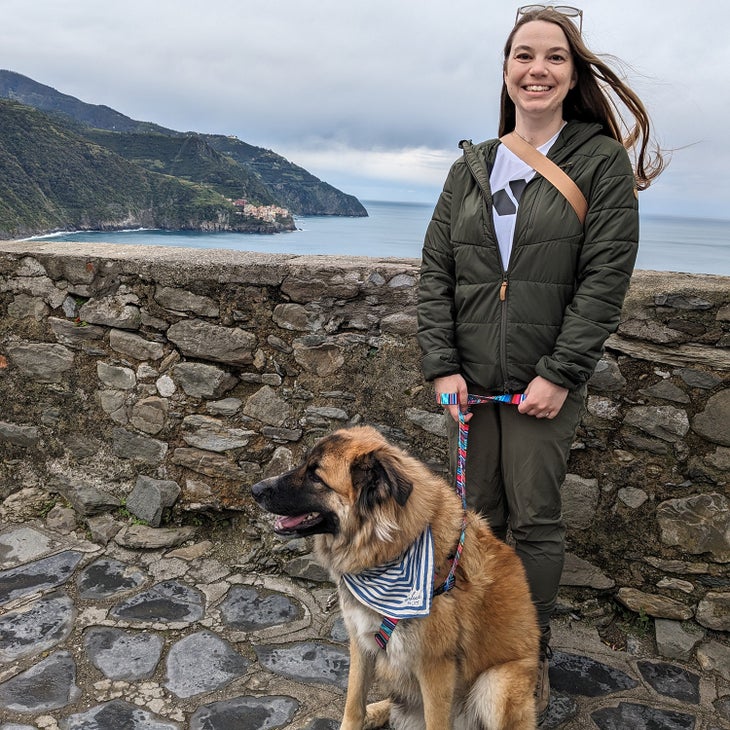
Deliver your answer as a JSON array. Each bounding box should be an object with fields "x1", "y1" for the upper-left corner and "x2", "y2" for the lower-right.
[
  {"x1": 251, "y1": 478, "x2": 269, "y2": 502},
  {"x1": 529, "y1": 57, "x2": 548, "y2": 76}
]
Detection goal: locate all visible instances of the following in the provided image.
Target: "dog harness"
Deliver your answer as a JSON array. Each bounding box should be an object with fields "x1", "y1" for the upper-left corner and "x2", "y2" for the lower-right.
[{"x1": 342, "y1": 392, "x2": 526, "y2": 651}]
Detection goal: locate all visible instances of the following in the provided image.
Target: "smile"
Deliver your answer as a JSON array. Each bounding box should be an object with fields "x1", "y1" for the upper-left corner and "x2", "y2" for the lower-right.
[{"x1": 524, "y1": 85, "x2": 551, "y2": 92}]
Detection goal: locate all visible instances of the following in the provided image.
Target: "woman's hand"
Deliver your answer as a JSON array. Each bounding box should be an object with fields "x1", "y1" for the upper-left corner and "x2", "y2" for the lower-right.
[
  {"x1": 434, "y1": 373, "x2": 472, "y2": 423},
  {"x1": 518, "y1": 376, "x2": 569, "y2": 419}
]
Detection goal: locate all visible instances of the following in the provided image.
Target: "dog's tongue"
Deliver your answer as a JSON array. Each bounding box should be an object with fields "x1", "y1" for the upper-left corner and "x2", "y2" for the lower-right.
[{"x1": 274, "y1": 514, "x2": 312, "y2": 531}]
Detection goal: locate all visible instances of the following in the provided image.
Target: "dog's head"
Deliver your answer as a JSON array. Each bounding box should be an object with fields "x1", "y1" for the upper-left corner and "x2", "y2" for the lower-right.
[{"x1": 251, "y1": 426, "x2": 413, "y2": 540}]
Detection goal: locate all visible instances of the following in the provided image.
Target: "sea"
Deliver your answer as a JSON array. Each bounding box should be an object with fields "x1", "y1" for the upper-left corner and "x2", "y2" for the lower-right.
[{"x1": 30, "y1": 200, "x2": 730, "y2": 276}]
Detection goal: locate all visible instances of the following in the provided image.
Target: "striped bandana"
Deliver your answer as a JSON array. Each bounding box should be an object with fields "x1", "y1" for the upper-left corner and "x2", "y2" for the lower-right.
[{"x1": 341, "y1": 526, "x2": 435, "y2": 619}]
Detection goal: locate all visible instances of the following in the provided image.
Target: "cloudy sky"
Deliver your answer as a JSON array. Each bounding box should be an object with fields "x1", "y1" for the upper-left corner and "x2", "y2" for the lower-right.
[{"x1": 2, "y1": 0, "x2": 728, "y2": 219}]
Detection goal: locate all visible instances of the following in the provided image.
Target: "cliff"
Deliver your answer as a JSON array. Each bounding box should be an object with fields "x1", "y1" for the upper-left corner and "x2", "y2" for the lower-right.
[
  {"x1": 0, "y1": 70, "x2": 368, "y2": 220},
  {"x1": 0, "y1": 101, "x2": 295, "y2": 238}
]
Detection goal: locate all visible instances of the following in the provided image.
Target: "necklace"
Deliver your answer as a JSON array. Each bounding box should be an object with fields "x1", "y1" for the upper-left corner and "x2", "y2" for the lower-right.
[
  {"x1": 513, "y1": 130, "x2": 536, "y2": 147},
  {"x1": 513, "y1": 121, "x2": 567, "y2": 148}
]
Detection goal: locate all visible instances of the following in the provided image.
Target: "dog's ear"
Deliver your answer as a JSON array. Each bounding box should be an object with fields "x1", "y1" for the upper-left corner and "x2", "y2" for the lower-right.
[{"x1": 351, "y1": 448, "x2": 413, "y2": 513}]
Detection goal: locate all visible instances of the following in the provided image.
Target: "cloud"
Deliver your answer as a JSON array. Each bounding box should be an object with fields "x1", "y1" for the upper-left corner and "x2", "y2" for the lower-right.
[
  {"x1": 282, "y1": 144, "x2": 455, "y2": 185},
  {"x1": 276, "y1": 143, "x2": 457, "y2": 203},
  {"x1": 1, "y1": 0, "x2": 729, "y2": 213}
]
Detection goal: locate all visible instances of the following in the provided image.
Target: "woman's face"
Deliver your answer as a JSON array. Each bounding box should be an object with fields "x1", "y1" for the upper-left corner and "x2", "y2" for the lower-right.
[{"x1": 504, "y1": 20, "x2": 577, "y2": 125}]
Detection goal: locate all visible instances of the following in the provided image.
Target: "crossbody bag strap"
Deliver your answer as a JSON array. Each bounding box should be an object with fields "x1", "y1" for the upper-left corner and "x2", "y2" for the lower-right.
[{"x1": 500, "y1": 132, "x2": 588, "y2": 225}]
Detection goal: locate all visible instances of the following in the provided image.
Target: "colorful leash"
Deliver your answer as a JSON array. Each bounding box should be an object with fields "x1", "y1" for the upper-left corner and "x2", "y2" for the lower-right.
[
  {"x1": 373, "y1": 391, "x2": 525, "y2": 651},
  {"x1": 438, "y1": 392, "x2": 526, "y2": 589},
  {"x1": 441, "y1": 393, "x2": 527, "y2": 486}
]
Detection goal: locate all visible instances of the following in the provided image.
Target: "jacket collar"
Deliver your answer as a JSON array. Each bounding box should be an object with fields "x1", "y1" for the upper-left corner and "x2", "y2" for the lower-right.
[
  {"x1": 462, "y1": 120, "x2": 605, "y2": 170},
  {"x1": 547, "y1": 121, "x2": 604, "y2": 164}
]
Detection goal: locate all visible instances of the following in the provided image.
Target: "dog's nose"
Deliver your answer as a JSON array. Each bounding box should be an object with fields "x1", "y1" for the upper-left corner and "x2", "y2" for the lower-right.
[{"x1": 251, "y1": 478, "x2": 269, "y2": 502}]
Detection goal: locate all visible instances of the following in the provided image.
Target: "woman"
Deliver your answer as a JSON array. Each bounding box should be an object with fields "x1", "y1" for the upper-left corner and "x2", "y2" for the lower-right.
[{"x1": 417, "y1": 5, "x2": 664, "y2": 722}]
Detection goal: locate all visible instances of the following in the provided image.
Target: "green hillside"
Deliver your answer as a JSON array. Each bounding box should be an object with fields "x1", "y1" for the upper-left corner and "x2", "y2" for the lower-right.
[
  {"x1": 0, "y1": 69, "x2": 367, "y2": 218},
  {"x1": 0, "y1": 101, "x2": 292, "y2": 238},
  {"x1": 81, "y1": 129, "x2": 279, "y2": 205}
]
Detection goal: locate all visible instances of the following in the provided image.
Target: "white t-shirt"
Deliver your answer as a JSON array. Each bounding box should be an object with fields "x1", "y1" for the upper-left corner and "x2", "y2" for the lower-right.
[{"x1": 490, "y1": 128, "x2": 563, "y2": 269}]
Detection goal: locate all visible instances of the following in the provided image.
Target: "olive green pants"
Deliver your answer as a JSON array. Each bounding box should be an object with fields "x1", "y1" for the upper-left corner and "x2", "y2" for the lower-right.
[{"x1": 447, "y1": 386, "x2": 586, "y2": 630}]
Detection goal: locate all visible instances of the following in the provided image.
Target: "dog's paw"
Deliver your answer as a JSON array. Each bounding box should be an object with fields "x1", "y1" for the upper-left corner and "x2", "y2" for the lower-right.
[{"x1": 363, "y1": 699, "x2": 391, "y2": 729}]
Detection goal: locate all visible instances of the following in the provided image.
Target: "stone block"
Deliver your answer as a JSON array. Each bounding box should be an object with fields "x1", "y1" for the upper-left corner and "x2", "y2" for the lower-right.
[
  {"x1": 561, "y1": 553, "x2": 614, "y2": 590},
  {"x1": 657, "y1": 493, "x2": 730, "y2": 563},
  {"x1": 0, "y1": 420, "x2": 40, "y2": 447},
  {"x1": 167, "y1": 319, "x2": 255, "y2": 366},
  {"x1": 617, "y1": 587, "x2": 693, "y2": 620},
  {"x1": 692, "y1": 389, "x2": 730, "y2": 446},
  {"x1": 154, "y1": 285, "x2": 219, "y2": 317},
  {"x1": 110, "y1": 329, "x2": 165, "y2": 361},
  {"x1": 181, "y1": 415, "x2": 253, "y2": 452},
  {"x1": 624, "y1": 405, "x2": 690, "y2": 443},
  {"x1": 292, "y1": 336, "x2": 345, "y2": 376},
  {"x1": 243, "y1": 385, "x2": 291, "y2": 427},
  {"x1": 126, "y1": 476, "x2": 181, "y2": 527},
  {"x1": 6, "y1": 342, "x2": 74, "y2": 383},
  {"x1": 562, "y1": 474, "x2": 599, "y2": 530},
  {"x1": 172, "y1": 362, "x2": 238, "y2": 398},
  {"x1": 654, "y1": 619, "x2": 703, "y2": 661},
  {"x1": 695, "y1": 591, "x2": 730, "y2": 631},
  {"x1": 79, "y1": 295, "x2": 141, "y2": 329},
  {"x1": 97, "y1": 361, "x2": 136, "y2": 389},
  {"x1": 696, "y1": 640, "x2": 730, "y2": 682}
]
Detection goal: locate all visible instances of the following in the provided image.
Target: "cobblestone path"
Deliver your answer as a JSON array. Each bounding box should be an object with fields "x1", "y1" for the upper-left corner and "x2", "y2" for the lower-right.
[{"x1": 1, "y1": 523, "x2": 728, "y2": 729}]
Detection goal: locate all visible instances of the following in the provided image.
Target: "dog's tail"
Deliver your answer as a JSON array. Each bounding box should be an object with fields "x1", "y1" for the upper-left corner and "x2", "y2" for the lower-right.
[{"x1": 467, "y1": 659, "x2": 537, "y2": 730}]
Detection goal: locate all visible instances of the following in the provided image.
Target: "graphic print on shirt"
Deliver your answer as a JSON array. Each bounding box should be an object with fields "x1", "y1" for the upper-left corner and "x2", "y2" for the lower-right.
[{"x1": 493, "y1": 179, "x2": 528, "y2": 216}]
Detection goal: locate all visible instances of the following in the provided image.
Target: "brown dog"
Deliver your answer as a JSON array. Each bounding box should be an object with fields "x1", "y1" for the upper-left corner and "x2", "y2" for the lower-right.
[{"x1": 251, "y1": 425, "x2": 539, "y2": 729}]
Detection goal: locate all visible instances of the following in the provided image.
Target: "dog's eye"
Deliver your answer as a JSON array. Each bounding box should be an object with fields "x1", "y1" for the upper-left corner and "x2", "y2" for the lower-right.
[{"x1": 307, "y1": 465, "x2": 330, "y2": 490}]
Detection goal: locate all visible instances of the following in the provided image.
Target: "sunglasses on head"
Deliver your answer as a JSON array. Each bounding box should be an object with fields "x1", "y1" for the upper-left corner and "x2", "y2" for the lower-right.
[{"x1": 515, "y1": 5, "x2": 583, "y2": 33}]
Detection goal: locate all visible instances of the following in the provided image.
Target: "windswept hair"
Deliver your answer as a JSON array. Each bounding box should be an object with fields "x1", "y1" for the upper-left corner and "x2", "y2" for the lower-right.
[{"x1": 498, "y1": 7, "x2": 665, "y2": 189}]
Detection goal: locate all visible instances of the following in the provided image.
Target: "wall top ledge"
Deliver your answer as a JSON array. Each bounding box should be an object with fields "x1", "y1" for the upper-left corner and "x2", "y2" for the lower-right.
[
  {"x1": 0, "y1": 239, "x2": 418, "y2": 267},
  {"x1": 0, "y1": 240, "x2": 728, "y2": 292}
]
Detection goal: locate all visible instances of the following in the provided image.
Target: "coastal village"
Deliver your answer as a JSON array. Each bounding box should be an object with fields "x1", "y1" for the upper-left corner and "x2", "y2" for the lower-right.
[{"x1": 232, "y1": 199, "x2": 291, "y2": 224}]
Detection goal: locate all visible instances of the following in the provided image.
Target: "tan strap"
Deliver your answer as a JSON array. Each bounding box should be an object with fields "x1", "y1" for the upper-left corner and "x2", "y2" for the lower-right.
[{"x1": 500, "y1": 132, "x2": 588, "y2": 225}]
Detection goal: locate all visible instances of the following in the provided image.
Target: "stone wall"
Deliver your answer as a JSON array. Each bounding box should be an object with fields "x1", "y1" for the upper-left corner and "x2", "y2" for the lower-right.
[{"x1": 0, "y1": 241, "x2": 728, "y2": 654}]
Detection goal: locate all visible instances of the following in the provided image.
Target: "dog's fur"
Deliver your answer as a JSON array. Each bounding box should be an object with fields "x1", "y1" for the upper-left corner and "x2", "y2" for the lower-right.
[{"x1": 252, "y1": 426, "x2": 539, "y2": 730}]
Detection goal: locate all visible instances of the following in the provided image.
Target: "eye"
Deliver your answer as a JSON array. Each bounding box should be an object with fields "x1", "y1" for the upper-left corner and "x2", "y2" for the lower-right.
[
  {"x1": 307, "y1": 464, "x2": 330, "y2": 489},
  {"x1": 549, "y1": 54, "x2": 567, "y2": 62}
]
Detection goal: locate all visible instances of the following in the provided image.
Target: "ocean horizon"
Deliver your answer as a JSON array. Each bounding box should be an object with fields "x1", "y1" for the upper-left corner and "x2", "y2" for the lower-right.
[{"x1": 29, "y1": 200, "x2": 730, "y2": 276}]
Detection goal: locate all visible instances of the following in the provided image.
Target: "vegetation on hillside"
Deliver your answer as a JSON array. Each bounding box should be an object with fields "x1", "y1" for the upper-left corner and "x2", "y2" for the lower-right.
[
  {"x1": 0, "y1": 69, "x2": 368, "y2": 226},
  {"x1": 81, "y1": 130, "x2": 279, "y2": 205},
  {"x1": 0, "y1": 101, "x2": 293, "y2": 238}
]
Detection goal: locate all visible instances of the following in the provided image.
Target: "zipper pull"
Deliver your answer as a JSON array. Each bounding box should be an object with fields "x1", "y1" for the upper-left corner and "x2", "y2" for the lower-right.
[{"x1": 499, "y1": 279, "x2": 508, "y2": 301}]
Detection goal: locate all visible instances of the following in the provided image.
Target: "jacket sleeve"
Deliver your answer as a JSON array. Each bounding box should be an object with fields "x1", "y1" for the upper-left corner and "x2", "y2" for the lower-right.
[
  {"x1": 535, "y1": 142, "x2": 639, "y2": 389},
  {"x1": 417, "y1": 163, "x2": 461, "y2": 381}
]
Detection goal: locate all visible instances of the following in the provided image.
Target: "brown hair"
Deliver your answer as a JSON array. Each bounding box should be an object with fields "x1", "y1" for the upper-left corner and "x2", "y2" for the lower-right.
[{"x1": 498, "y1": 7, "x2": 665, "y2": 189}]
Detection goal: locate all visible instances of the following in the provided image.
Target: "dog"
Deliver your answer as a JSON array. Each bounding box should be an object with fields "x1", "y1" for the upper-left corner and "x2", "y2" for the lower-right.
[{"x1": 251, "y1": 425, "x2": 539, "y2": 730}]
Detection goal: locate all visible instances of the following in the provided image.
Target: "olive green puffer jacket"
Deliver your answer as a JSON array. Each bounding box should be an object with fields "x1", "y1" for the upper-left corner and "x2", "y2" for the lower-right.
[{"x1": 417, "y1": 120, "x2": 639, "y2": 393}]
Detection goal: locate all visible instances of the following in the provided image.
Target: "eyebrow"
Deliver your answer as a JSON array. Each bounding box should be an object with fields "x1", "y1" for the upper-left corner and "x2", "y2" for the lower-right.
[{"x1": 513, "y1": 44, "x2": 571, "y2": 54}]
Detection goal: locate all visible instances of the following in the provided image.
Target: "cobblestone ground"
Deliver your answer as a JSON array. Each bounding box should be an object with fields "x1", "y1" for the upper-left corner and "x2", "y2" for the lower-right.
[{"x1": 0, "y1": 522, "x2": 728, "y2": 730}]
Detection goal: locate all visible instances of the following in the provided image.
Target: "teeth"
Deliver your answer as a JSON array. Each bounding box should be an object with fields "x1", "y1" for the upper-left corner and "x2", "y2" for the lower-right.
[{"x1": 526, "y1": 85, "x2": 550, "y2": 92}]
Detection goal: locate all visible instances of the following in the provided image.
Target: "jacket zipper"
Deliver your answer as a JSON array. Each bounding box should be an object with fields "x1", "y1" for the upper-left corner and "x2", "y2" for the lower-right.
[
  {"x1": 499, "y1": 279, "x2": 508, "y2": 301},
  {"x1": 499, "y1": 275, "x2": 509, "y2": 391}
]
